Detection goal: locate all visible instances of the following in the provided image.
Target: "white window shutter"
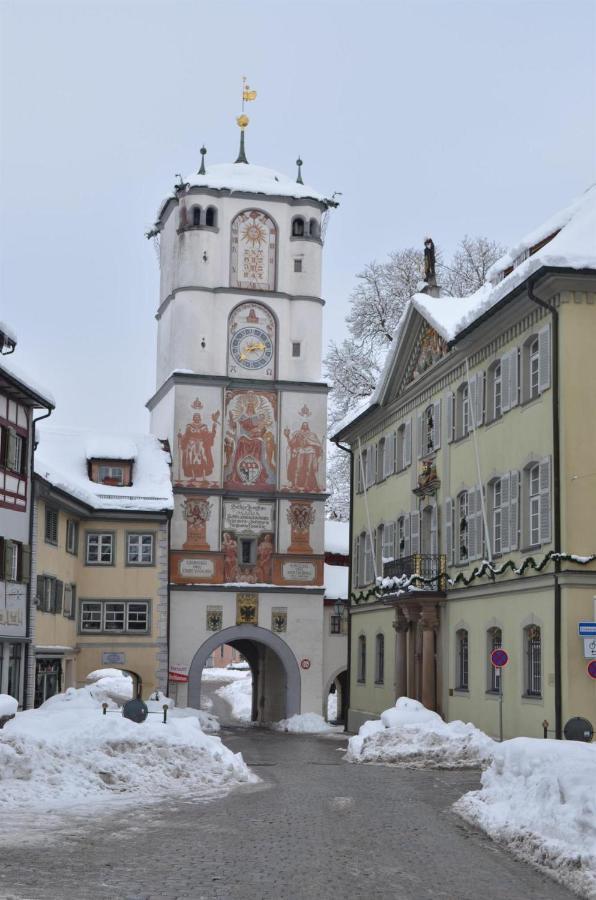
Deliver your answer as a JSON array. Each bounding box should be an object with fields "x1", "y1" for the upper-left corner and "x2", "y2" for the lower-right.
[
  {"x1": 354, "y1": 537, "x2": 360, "y2": 586},
  {"x1": 475, "y1": 371, "x2": 485, "y2": 425},
  {"x1": 467, "y1": 490, "x2": 477, "y2": 560},
  {"x1": 509, "y1": 470, "x2": 519, "y2": 551},
  {"x1": 430, "y1": 505, "x2": 438, "y2": 556},
  {"x1": 444, "y1": 391, "x2": 453, "y2": 443},
  {"x1": 445, "y1": 497, "x2": 454, "y2": 566},
  {"x1": 404, "y1": 420, "x2": 412, "y2": 467},
  {"x1": 469, "y1": 377, "x2": 477, "y2": 430},
  {"x1": 433, "y1": 400, "x2": 441, "y2": 450},
  {"x1": 501, "y1": 473, "x2": 511, "y2": 553},
  {"x1": 509, "y1": 348, "x2": 519, "y2": 408},
  {"x1": 404, "y1": 514, "x2": 411, "y2": 557},
  {"x1": 417, "y1": 413, "x2": 424, "y2": 460},
  {"x1": 539, "y1": 457, "x2": 552, "y2": 544},
  {"x1": 476, "y1": 487, "x2": 484, "y2": 560},
  {"x1": 410, "y1": 510, "x2": 420, "y2": 554},
  {"x1": 501, "y1": 353, "x2": 511, "y2": 412},
  {"x1": 538, "y1": 324, "x2": 551, "y2": 393}
]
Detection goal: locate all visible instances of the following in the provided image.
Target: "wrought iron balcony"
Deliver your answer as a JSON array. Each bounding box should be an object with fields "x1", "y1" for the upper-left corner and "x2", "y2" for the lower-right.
[{"x1": 383, "y1": 554, "x2": 447, "y2": 593}]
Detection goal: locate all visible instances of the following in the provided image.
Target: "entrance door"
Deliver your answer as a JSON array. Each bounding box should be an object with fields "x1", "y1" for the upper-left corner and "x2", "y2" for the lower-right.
[{"x1": 35, "y1": 658, "x2": 62, "y2": 707}]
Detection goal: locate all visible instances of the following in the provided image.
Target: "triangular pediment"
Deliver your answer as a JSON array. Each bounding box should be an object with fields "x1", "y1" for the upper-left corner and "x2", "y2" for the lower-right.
[{"x1": 376, "y1": 307, "x2": 451, "y2": 408}]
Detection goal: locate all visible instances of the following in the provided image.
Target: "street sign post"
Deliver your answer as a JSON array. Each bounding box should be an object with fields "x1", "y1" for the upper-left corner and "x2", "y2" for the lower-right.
[{"x1": 490, "y1": 649, "x2": 509, "y2": 742}]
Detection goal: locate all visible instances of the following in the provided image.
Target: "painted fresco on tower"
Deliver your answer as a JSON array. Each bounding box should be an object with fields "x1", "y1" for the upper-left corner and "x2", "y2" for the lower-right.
[
  {"x1": 171, "y1": 494, "x2": 220, "y2": 552},
  {"x1": 221, "y1": 499, "x2": 275, "y2": 584},
  {"x1": 227, "y1": 302, "x2": 276, "y2": 380},
  {"x1": 174, "y1": 386, "x2": 222, "y2": 487},
  {"x1": 277, "y1": 498, "x2": 325, "y2": 556},
  {"x1": 280, "y1": 394, "x2": 326, "y2": 493},
  {"x1": 223, "y1": 389, "x2": 277, "y2": 491},
  {"x1": 230, "y1": 209, "x2": 277, "y2": 291}
]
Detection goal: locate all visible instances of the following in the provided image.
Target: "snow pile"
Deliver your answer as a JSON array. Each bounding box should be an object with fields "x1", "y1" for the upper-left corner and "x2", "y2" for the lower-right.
[
  {"x1": 0, "y1": 687, "x2": 253, "y2": 810},
  {"x1": 85, "y1": 669, "x2": 134, "y2": 706},
  {"x1": 216, "y1": 673, "x2": 253, "y2": 723},
  {"x1": 347, "y1": 698, "x2": 495, "y2": 768},
  {"x1": 0, "y1": 694, "x2": 18, "y2": 717},
  {"x1": 456, "y1": 738, "x2": 596, "y2": 898},
  {"x1": 35, "y1": 427, "x2": 173, "y2": 512},
  {"x1": 273, "y1": 712, "x2": 336, "y2": 734},
  {"x1": 202, "y1": 666, "x2": 251, "y2": 682},
  {"x1": 327, "y1": 692, "x2": 338, "y2": 722}
]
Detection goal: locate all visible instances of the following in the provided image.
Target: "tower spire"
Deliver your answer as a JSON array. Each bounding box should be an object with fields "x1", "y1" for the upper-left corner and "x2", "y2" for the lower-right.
[
  {"x1": 296, "y1": 157, "x2": 303, "y2": 185},
  {"x1": 235, "y1": 76, "x2": 257, "y2": 165},
  {"x1": 198, "y1": 145, "x2": 207, "y2": 175}
]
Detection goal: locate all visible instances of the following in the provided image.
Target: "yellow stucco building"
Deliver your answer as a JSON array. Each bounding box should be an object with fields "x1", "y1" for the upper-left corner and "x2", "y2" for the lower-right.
[
  {"x1": 32, "y1": 428, "x2": 172, "y2": 706},
  {"x1": 334, "y1": 186, "x2": 596, "y2": 739}
]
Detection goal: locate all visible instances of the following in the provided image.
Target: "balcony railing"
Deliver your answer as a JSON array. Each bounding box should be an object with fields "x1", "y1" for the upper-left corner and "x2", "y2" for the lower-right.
[{"x1": 383, "y1": 554, "x2": 447, "y2": 593}]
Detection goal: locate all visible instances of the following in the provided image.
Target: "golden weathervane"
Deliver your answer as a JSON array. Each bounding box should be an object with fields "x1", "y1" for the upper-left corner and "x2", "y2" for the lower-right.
[{"x1": 236, "y1": 76, "x2": 257, "y2": 130}]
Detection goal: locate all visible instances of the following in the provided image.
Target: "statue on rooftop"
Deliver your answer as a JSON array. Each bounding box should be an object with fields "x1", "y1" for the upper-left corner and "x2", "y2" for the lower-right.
[{"x1": 424, "y1": 238, "x2": 436, "y2": 282}]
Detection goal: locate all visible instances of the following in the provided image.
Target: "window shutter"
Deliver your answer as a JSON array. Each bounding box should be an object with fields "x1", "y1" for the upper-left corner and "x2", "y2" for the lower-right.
[
  {"x1": 509, "y1": 348, "x2": 519, "y2": 408},
  {"x1": 445, "y1": 497, "x2": 454, "y2": 565},
  {"x1": 539, "y1": 457, "x2": 552, "y2": 544},
  {"x1": 3, "y1": 543, "x2": 13, "y2": 581},
  {"x1": 501, "y1": 353, "x2": 511, "y2": 412},
  {"x1": 430, "y1": 505, "x2": 438, "y2": 556},
  {"x1": 468, "y1": 490, "x2": 478, "y2": 560},
  {"x1": 404, "y1": 514, "x2": 411, "y2": 557},
  {"x1": 433, "y1": 400, "x2": 441, "y2": 450},
  {"x1": 369, "y1": 445, "x2": 377, "y2": 486},
  {"x1": 477, "y1": 487, "x2": 485, "y2": 560},
  {"x1": 70, "y1": 584, "x2": 77, "y2": 620},
  {"x1": 393, "y1": 431, "x2": 399, "y2": 471},
  {"x1": 0, "y1": 537, "x2": 4, "y2": 574},
  {"x1": 538, "y1": 324, "x2": 551, "y2": 393},
  {"x1": 446, "y1": 392, "x2": 454, "y2": 443},
  {"x1": 55, "y1": 580, "x2": 64, "y2": 615},
  {"x1": 469, "y1": 377, "x2": 478, "y2": 430},
  {"x1": 20, "y1": 543, "x2": 31, "y2": 584},
  {"x1": 509, "y1": 470, "x2": 520, "y2": 551},
  {"x1": 416, "y1": 413, "x2": 424, "y2": 459},
  {"x1": 410, "y1": 510, "x2": 420, "y2": 554},
  {"x1": 475, "y1": 371, "x2": 485, "y2": 425},
  {"x1": 500, "y1": 473, "x2": 511, "y2": 553},
  {"x1": 354, "y1": 537, "x2": 360, "y2": 586},
  {"x1": 404, "y1": 419, "x2": 412, "y2": 467},
  {"x1": 384, "y1": 435, "x2": 393, "y2": 478}
]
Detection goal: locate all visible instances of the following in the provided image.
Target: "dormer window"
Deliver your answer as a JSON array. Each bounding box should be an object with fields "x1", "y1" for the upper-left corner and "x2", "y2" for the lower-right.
[{"x1": 88, "y1": 459, "x2": 133, "y2": 487}]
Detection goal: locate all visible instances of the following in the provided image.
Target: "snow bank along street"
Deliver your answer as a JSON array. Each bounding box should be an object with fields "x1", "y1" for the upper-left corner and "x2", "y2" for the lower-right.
[
  {"x1": 349, "y1": 697, "x2": 596, "y2": 897},
  {"x1": 0, "y1": 685, "x2": 253, "y2": 812}
]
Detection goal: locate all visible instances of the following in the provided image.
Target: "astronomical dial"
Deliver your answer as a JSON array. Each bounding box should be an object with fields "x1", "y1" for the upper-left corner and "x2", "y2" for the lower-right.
[{"x1": 230, "y1": 326, "x2": 274, "y2": 370}]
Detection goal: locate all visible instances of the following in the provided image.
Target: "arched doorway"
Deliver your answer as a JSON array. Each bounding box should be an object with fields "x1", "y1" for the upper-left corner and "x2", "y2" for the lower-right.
[
  {"x1": 324, "y1": 668, "x2": 348, "y2": 724},
  {"x1": 188, "y1": 625, "x2": 301, "y2": 723}
]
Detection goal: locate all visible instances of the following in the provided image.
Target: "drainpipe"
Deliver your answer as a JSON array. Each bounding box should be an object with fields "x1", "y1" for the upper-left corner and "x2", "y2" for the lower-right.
[
  {"x1": 334, "y1": 439, "x2": 353, "y2": 731},
  {"x1": 25, "y1": 405, "x2": 53, "y2": 709},
  {"x1": 527, "y1": 278, "x2": 562, "y2": 739}
]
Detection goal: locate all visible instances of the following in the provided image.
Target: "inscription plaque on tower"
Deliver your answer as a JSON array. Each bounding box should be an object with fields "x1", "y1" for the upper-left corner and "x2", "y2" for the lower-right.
[{"x1": 223, "y1": 500, "x2": 274, "y2": 534}]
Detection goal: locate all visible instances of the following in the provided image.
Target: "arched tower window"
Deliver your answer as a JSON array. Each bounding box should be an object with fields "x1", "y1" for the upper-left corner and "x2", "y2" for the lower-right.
[
  {"x1": 205, "y1": 206, "x2": 217, "y2": 227},
  {"x1": 230, "y1": 209, "x2": 277, "y2": 291},
  {"x1": 291, "y1": 216, "x2": 305, "y2": 237},
  {"x1": 309, "y1": 218, "x2": 319, "y2": 238},
  {"x1": 191, "y1": 206, "x2": 202, "y2": 227}
]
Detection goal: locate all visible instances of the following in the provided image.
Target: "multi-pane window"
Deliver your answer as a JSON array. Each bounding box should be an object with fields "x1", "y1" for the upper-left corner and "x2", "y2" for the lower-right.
[
  {"x1": 86, "y1": 533, "x2": 114, "y2": 565},
  {"x1": 98, "y1": 465, "x2": 124, "y2": 485},
  {"x1": 291, "y1": 342, "x2": 301, "y2": 358},
  {"x1": 525, "y1": 625, "x2": 542, "y2": 696},
  {"x1": 127, "y1": 533, "x2": 154, "y2": 565},
  {"x1": 375, "y1": 633, "x2": 385, "y2": 684},
  {"x1": 493, "y1": 362, "x2": 502, "y2": 419},
  {"x1": 363, "y1": 533, "x2": 374, "y2": 585},
  {"x1": 6, "y1": 430, "x2": 24, "y2": 473},
  {"x1": 80, "y1": 600, "x2": 149, "y2": 633},
  {"x1": 330, "y1": 615, "x2": 342, "y2": 635},
  {"x1": 492, "y1": 479, "x2": 502, "y2": 555},
  {"x1": 357, "y1": 635, "x2": 366, "y2": 683},
  {"x1": 461, "y1": 384, "x2": 470, "y2": 436},
  {"x1": 488, "y1": 627, "x2": 502, "y2": 693},
  {"x1": 529, "y1": 338, "x2": 540, "y2": 400},
  {"x1": 45, "y1": 508, "x2": 58, "y2": 545},
  {"x1": 63, "y1": 583, "x2": 76, "y2": 619},
  {"x1": 4, "y1": 541, "x2": 18, "y2": 581},
  {"x1": 456, "y1": 628, "x2": 469, "y2": 690},
  {"x1": 8, "y1": 643, "x2": 22, "y2": 699},
  {"x1": 66, "y1": 520, "x2": 78, "y2": 555},
  {"x1": 425, "y1": 405, "x2": 434, "y2": 454},
  {"x1": 529, "y1": 465, "x2": 540, "y2": 546},
  {"x1": 397, "y1": 517, "x2": 406, "y2": 557},
  {"x1": 458, "y1": 492, "x2": 469, "y2": 564}
]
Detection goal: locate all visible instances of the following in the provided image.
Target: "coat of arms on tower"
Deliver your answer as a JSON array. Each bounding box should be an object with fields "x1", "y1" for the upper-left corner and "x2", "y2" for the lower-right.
[
  {"x1": 182, "y1": 497, "x2": 212, "y2": 550},
  {"x1": 236, "y1": 592, "x2": 258, "y2": 625},
  {"x1": 287, "y1": 501, "x2": 316, "y2": 554}
]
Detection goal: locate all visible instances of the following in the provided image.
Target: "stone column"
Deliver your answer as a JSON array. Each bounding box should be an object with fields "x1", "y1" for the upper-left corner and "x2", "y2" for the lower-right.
[
  {"x1": 421, "y1": 604, "x2": 439, "y2": 711},
  {"x1": 392, "y1": 607, "x2": 408, "y2": 700}
]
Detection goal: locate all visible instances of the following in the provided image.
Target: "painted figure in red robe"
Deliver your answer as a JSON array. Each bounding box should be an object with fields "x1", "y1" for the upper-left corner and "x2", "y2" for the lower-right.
[
  {"x1": 178, "y1": 411, "x2": 219, "y2": 484},
  {"x1": 284, "y1": 421, "x2": 322, "y2": 492}
]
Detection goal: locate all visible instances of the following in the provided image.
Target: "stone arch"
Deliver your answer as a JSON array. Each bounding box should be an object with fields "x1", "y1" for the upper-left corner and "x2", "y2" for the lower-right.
[
  {"x1": 188, "y1": 624, "x2": 301, "y2": 720},
  {"x1": 323, "y1": 665, "x2": 347, "y2": 722}
]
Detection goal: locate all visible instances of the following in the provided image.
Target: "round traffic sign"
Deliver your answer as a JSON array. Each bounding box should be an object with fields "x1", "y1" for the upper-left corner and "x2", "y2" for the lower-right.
[
  {"x1": 300, "y1": 658, "x2": 311, "y2": 670},
  {"x1": 490, "y1": 648, "x2": 509, "y2": 668},
  {"x1": 587, "y1": 660, "x2": 596, "y2": 679}
]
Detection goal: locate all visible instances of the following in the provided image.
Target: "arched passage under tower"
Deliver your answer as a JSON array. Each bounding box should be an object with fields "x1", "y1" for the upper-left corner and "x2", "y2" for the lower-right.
[{"x1": 188, "y1": 624, "x2": 301, "y2": 723}]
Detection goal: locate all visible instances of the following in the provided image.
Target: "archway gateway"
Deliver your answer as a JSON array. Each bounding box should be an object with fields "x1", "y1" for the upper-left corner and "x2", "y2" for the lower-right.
[{"x1": 188, "y1": 624, "x2": 301, "y2": 723}]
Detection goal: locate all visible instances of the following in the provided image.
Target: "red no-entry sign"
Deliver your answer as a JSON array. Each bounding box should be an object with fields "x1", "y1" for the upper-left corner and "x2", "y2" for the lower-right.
[
  {"x1": 587, "y1": 660, "x2": 596, "y2": 679},
  {"x1": 490, "y1": 648, "x2": 509, "y2": 668}
]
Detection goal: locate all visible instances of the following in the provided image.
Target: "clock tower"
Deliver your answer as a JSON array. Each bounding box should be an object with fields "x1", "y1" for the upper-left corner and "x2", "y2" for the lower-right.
[{"x1": 147, "y1": 122, "x2": 338, "y2": 721}]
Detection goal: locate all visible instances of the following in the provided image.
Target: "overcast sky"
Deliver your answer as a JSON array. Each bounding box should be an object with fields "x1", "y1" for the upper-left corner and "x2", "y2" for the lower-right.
[{"x1": 1, "y1": 0, "x2": 594, "y2": 433}]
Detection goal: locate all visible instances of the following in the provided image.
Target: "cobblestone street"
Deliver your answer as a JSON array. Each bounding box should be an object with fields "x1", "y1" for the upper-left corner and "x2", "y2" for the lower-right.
[{"x1": 0, "y1": 722, "x2": 577, "y2": 900}]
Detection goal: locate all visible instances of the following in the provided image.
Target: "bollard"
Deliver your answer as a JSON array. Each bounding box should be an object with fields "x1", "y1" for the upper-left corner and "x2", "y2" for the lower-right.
[
  {"x1": 102, "y1": 702, "x2": 108, "y2": 716},
  {"x1": 163, "y1": 704, "x2": 168, "y2": 724},
  {"x1": 542, "y1": 719, "x2": 549, "y2": 738}
]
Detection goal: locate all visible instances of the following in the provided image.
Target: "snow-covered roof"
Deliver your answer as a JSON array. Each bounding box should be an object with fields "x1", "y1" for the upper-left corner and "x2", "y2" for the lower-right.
[
  {"x1": 85, "y1": 435, "x2": 137, "y2": 461},
  {"x1": 0, "y1": 355, "x2": 55, "y2": 407},
  {"x1": 324, "y1": 563, "x2": 348, "y2": 600},
  {"x1": 325, "y1": 519, "x2": 349, "y2": 555},
  {"x1": 35, "y1": 427, "x2": 173, "y2": 512},
  {"x1": 333, "y1": 184, "x2": 596, "y2": 436},
  {"x1": 0, "y1": 319, "x2": 17, "y2": 346}
]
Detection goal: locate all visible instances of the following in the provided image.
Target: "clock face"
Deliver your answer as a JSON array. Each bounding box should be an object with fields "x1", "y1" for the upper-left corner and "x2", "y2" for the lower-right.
[{"x1": 230, "y1": 326, "x2": 274, "y2": 370}]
